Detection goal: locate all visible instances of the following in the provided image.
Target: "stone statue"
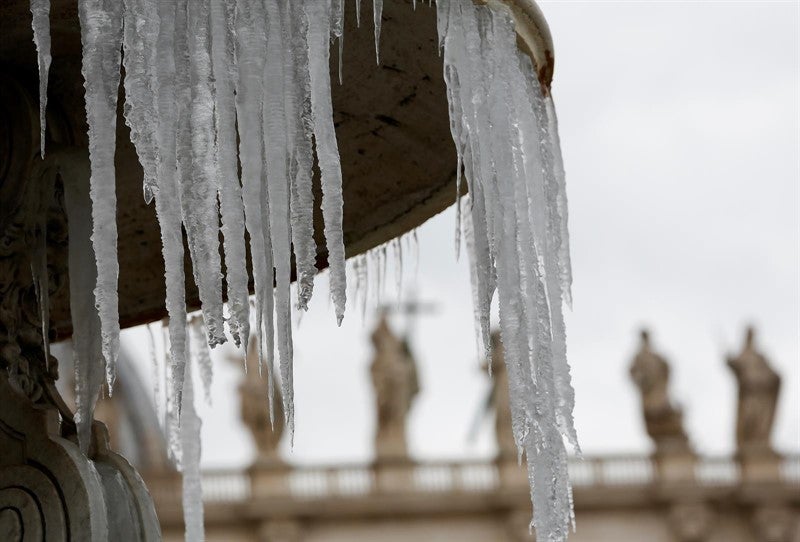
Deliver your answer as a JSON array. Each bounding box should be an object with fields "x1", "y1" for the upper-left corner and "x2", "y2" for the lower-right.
[
  {"x1": 727, "y1": 327, "x2": 780, "y2": 457},
  {"x1": 370, "y1": 313, "x2": 419, "y2": 461},
  {"x1": 629, "y1": 330, "x2": 692, "y2": 455},
  {"x1": 238, "y1": 336, "x2": 284, "y2": 464}
]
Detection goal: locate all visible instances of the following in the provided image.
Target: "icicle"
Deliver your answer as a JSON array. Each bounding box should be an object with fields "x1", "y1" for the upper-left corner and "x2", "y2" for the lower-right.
[
  {"x1": 393, "y1": 237, "x2": 403, "y2": 304},
  {"x1": 182, "y1": 0, "x2": 226, "y2": 347},
  {"x1": 286, "y1": 0, "x2": 317, "y2": 312},
  {"x1": 153, "y1": 0, "x2": 189, "y2": 425},
  {"x1": 147, "y1": 323, "x2": 162, "y2": 423},
  {"x1": 331, "y1": 0, "x2": 345, "y2": 84},
  {"x1": 372, "y1": 0, "x2": 383, "y2": 64},
  {"x1": 179, "y1": 354, "x2": 204, "y2": 542},
  {"x1": 121, "y1": 0, "x2": 159, "y2": 203},
  {"x1": 234, "y1": 0, "x2": 276, "y2": 425},
  {"x1": 355, "y1": 0, "x2": 361, "y2": 27},
  {"x1": 264, "y1": 0, "x2": 295, "y2": 436},
  {"x1": 162, "y1": 320, "x2": 182, "y2": 464},
  {"x1": 59, "y1": 151, "x2": 105, "y2": 453},
  {"x1": 306, "y1": 0, "x2": 347, "y2": 326},
  {"x1": 543, "y1": 95, "x2": 573, "y2": 309},
  {"x1": 78, "y1": 0, "x2": 124, "y2": 393},
  {"x1": 57, "y1": 2, "x2": 578, "y2": 539},
  {"x1": 523, "y1": 61, "x2": 578, "y2": 453},
  {"x1": 356, "y1": 255, "x2": 368, "y2": 319},
  {"x1": 190, "y1": 316, "x2": 214, "y2": 405},
  {"x1": 30, "y1": 159, "x2": 55, "y2": 371},
  {"x1": 29, "y1": 0, "x2": 51, "y2": 157},
  {"x1": 437, "y1": 2, "x2": 576, "y2": 540},
  {"x1": 211, "y1": 0, "x2": 250, "y2": 349}
]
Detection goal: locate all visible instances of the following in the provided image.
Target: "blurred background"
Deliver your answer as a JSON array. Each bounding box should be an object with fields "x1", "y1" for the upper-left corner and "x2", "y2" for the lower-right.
[{"x1": 55, "y1": 1, "x2": 799, "y2": 541}]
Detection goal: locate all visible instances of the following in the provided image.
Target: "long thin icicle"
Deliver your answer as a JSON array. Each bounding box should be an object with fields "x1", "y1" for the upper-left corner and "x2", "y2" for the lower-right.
[
  {"x1": 183, "y1": 0, "x2": 226, "y2": 347},
  {"x1": 190, "y1": 316, "x2": 214, "y2": 405},
  {"x1": 29, "y1": 0, "x2": 51, "y2": 157},
  {"x1": 234, "y1": 0, "x2": 275, "y2": 424},
  {"x1": 179, "y1": 349, "x2": 204, "y2": 542},
  {"x1": 264, "y1": 0, "x2": 295, "y2": 435},
  {"x1": 286, "y1": 1, "x2": 317, "y2": 311},
  {"x1": 30, "y1": 159, "x2": 55, "y2": 372},
  {"x1": 121, "y1": 0, "x2": 159, "y2": 203},
  {"x1": 306, "y1": 0, "x2": 347, "y2": 326},
  {"x1": 60, "y1": 149, "x2": 105, "y2": 454},
  {"x1": 78, "y1": 0, "x2": 124, "y2": 393},
  {"x1": 147, "y1": 323, "x2": 162, "y2": 423},
  {"x1": 154, "y1": 0, "x2": 190, "y2": 434},
  {"x1": 372, "y1": 0, "x2": 383, "y2": 64},
  {"x1": 211, "y1": 0, "x2": 250, "y2": 349}
]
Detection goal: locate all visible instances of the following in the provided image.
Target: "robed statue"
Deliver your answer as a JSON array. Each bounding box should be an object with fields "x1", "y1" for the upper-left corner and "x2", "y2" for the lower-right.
[
  {"x1": 629, "y1": 330, "x2": 691, "y2": 453},
  {"x1": 727, "y1": 327, "x2": 780, "y2": 456},
  {"x1": 370, "y1": 313, "x2": 419, "y2": 460}
]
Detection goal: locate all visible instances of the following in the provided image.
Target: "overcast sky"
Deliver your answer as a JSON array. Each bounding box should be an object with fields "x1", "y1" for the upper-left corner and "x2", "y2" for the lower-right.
[{"x1": 121, "y1": 1, "x2": 799, "y2": 469}]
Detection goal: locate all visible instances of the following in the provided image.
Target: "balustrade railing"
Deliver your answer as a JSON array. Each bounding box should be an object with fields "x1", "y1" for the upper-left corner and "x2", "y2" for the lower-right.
[{"x1": 144, "y1": 454, "x2": 800, "y2": 506}]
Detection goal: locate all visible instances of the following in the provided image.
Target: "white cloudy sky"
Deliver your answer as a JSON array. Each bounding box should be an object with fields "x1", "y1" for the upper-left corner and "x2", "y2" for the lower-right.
[{"x1": 120, "y1": 1, "x2": 799, "y2": 469}]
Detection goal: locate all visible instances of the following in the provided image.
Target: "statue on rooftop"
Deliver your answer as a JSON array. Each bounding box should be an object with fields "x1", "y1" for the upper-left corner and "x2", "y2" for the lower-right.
[
  {"x1": 370, "y1": 312, "x2": 419, "y2": 461},
  {"x1": 727, "y1": 327, "x2": 780, "y2": 457},
  {"x1": 629, "y1": 330, "x2": 692, "y2": 455}
]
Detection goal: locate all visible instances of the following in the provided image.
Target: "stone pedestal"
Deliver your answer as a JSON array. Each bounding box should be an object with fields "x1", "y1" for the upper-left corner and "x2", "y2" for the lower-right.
[
  {"x1": 653, "y1": 444, "x2": 697, "y2": 484},
  {"x1": 738, "y1": 447, "x2": 782, "y2": 485},
  {"x1": 249, "y1": 458, "x2": 292, "y2": 499},
  {"x1": 374, "y1": 458, "x2": 416, "y2": 494},
  {"x1": 497, "y1": 454, "x2": 529, "y2": 490}
]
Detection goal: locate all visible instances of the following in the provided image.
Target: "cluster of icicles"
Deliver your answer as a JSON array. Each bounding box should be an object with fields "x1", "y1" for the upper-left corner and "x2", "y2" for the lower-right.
[{"x1": 30, "y1": 0, "x2": 577, "y2": 540}]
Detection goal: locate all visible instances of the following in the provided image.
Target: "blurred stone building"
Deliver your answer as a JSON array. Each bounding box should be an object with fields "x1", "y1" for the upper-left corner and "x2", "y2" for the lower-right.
[{"x1": 88, "y1": 321, "x2": 799, "y2": 541}]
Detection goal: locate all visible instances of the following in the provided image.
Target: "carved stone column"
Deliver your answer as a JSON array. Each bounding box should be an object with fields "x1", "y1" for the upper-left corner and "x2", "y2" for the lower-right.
[{"x1": 0, "y1": 73, "x2": 159, "y2": 541}]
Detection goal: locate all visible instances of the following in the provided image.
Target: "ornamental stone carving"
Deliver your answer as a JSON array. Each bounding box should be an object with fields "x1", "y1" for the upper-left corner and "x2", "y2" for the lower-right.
[{"x1": 0, "y1": 74, "x2": 159, "y2": 541}]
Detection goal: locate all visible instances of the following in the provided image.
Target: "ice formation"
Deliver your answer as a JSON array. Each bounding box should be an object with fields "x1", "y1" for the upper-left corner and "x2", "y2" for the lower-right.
[
  {"x1": 60, "y1": 149, "x2": 106, "y2": 453},
  {"x1": 29, "y1": 0, "x2": 50, "y2": 157},
  {"x1": 190, "y1": 316, "x2": 214, "y2": 405},
  {"x1": 32, "y1": 0, "x2": 577, "y2": 540},
  {"x1": 78, "y1": 0, "x2": 123, "y2": 393},
  {"x1": 179, "y1": 346, "x2": 204, "y2": 542},
  {"x1": 439, "y1": 1, "x2": 578, "y2": 538}
]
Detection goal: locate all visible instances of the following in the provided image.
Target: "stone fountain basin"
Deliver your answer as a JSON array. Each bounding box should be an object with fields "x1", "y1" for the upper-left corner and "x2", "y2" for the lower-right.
[{"x1": 0, "y1": 0, "x2": 553, "y2": 336}]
